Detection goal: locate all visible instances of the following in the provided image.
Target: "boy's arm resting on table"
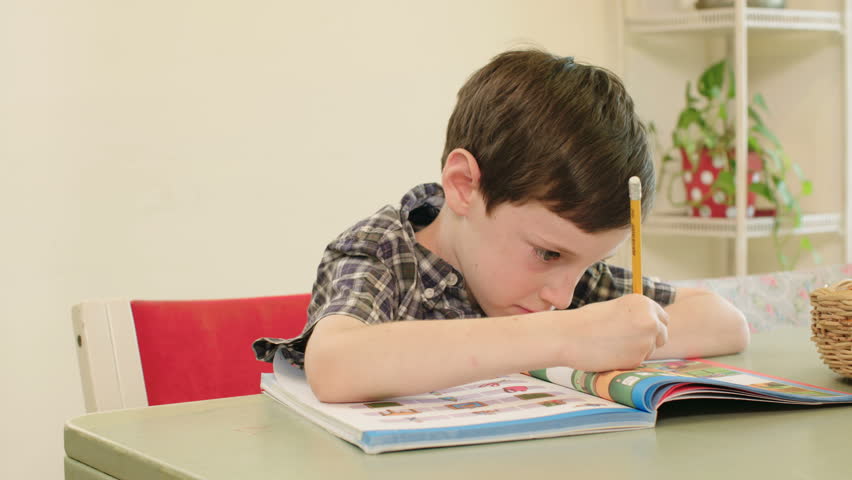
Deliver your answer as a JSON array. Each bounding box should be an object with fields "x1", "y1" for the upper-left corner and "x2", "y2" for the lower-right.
[
  {"x1": 304, "y1": 294, "x2": 669, "y2": 403},
  {"x1": 648, "y1": 287, "x2": 750, "y2": 360},
  {"x1": 304, "y1": 313, "x2": 563, "y2": 403},
  {"x1": 302, "y1": 289, "x2": 746, "y2": 402}
]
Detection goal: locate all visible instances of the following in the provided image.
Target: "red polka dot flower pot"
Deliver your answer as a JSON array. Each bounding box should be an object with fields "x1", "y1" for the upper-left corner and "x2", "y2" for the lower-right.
[{"x1": 680, "y1": 147, "x2": 766, "y2": 218}]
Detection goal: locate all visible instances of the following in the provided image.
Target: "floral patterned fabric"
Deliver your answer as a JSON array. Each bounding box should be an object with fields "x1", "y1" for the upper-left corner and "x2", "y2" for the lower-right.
[{"x1": 671, "y1": 263, "x2": 852, "y2": 332}]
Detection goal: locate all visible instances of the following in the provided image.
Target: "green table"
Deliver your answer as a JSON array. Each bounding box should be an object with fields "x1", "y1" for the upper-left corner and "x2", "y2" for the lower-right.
[{"x1": 64, "y1": 327, "x2": 852, "y2": 480}]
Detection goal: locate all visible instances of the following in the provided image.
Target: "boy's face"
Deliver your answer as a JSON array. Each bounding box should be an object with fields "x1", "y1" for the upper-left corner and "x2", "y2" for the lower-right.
[{"x1": 455, "y1": 193, "x2": 629, "y2": 317}]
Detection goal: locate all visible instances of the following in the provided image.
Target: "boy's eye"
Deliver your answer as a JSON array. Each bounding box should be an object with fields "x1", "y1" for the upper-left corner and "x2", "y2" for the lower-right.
[{"x1": 534, "y1": 247, "x2": 561, "y2": 262}]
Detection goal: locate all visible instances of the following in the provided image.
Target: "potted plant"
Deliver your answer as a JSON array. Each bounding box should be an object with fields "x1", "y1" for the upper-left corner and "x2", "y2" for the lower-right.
[{"x1": 651, "y1": 58, "x2": 816, "y2": 269}]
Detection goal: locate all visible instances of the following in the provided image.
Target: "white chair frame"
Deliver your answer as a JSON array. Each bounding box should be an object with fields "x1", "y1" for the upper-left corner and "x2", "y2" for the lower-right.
[{"x1": 72, "y1": 299, "x2": 149, "y2": 412}]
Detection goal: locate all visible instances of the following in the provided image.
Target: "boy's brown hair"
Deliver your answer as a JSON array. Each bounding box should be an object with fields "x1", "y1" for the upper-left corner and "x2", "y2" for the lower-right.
[{"x1": 442, "y1": 49, "x2": 654, "y2": 232}]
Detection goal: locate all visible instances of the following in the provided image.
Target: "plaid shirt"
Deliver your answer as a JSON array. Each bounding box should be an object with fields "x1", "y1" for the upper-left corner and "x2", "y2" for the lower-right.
[{"x1": 253, "y1": 183, "x2": 676, "y2": 367}]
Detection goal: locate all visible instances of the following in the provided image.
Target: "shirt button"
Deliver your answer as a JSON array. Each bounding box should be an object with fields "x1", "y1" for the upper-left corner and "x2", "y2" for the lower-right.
[
  {"x1": 424, "y1": 288, "x2": 435, "y2": 299},
  {"x1": 446, "y1": 273, "x2": 458, "y2": 286}
]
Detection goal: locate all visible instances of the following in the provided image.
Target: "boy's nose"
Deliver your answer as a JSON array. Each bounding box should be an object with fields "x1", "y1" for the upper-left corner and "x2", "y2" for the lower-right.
[
  {"x1": 539, "y1": 290, "x2": 572, "y2": 310},
  {"x1": 539, "y1": 272, "x2": 580, "y2": 310}
]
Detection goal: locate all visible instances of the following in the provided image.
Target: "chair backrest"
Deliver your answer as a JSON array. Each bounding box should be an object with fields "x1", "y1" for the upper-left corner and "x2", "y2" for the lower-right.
[{"x1": 72, "y1": 294, "x2": 310, "y2": 412}]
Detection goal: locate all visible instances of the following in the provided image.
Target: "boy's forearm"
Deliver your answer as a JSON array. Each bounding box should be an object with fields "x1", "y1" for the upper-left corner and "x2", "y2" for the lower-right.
[
  {"x1": 305, "y1": 291, "x2": 672, "y2": 402},
  {"x1": 304, "y1": 313, "x2": 566, "y2": 403},
  {"x1": 650, "y1": 288, "x2": 749, "y2": 360}
]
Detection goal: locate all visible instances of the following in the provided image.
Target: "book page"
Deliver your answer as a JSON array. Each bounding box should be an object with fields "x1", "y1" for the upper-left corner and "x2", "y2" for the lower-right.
[
  {"x1": 648, "y1": 358, "x2": 852, "y2": 400},
  {"x1": 529, "y1": 365, "x2": 678, "y2": 409},
  {"x1": 532, "y1": 358, "x2": 852, "y2": 410},
  {"x1": 270, "y1": 354, "x2": 640, "y2": 433}
]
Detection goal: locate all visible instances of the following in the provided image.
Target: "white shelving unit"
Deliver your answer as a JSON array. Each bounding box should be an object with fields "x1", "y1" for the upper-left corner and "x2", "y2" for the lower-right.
[
  {"x1": 620, "y1": 0, "x2": 851, "y2": 276},
  {"x1": 645, "y1": 211, "x2": 842, "y2": 238},
  {"x1": 626, "y1": 7, "x2": 843, "y2": 33}
]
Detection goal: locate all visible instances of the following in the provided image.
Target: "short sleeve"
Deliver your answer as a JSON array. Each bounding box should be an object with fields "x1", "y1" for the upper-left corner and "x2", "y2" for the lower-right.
[
  {"x1": 252, "y1": 254, "x2": 399, "y2": 368},
  {"x1": 570, "y1": 262, "x2": 676, "y2": 309},
  {"x1": 308, "y1": 254, "x2": 399, "y2": 326}
]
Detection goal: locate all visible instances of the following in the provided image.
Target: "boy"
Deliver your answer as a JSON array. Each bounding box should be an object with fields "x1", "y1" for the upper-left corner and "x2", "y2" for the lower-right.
[{"x1": 254, "y1": 50, "x2": 749, "y2": 402}]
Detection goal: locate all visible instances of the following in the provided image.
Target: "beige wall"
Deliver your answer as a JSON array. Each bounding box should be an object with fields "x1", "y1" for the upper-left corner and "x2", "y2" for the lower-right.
[{"x1": 0, "y1": 1, "x2": 619, "y2": 478}]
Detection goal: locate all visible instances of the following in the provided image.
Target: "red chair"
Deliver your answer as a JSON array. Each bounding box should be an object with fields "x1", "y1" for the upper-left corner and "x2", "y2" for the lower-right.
[{"x1": 72, "y1": 294, "x2": 310, "y2": 412}]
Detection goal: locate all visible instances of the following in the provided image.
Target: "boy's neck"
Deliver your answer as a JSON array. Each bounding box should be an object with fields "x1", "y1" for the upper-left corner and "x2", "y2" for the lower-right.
[{"x1": 413, "y1": 206, "x2": 462, "y2": 274}]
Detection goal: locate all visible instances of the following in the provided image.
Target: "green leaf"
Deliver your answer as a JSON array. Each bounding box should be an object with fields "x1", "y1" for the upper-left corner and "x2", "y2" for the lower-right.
[
  {"x1": 753, "y1": 93, "x2": 769, "y2": 111},
  {"x1": 713, "y1": 170, "x2": 736, "y2": 196},
  {"x1": 709, "y1": 86, "x2": 722, "y2": 100},
  {"x1": 748, "y1": 182, "x2": 774, "y2": 202},
  {"x1": 752, "y1": 123, "x2": 782, "y2": 149},
  {"x1": 791, "y1": 162, "x2": 804, "y2": 178},
  {"x1": 685, "y1": 141, "x2": 697, "y2": 157},
  {"x1": 702, "y1": 130, "x2": 717, "y2": 149},
  {"x1": 685, "y1": 81, "x2": 697, "y2": 106},
  {"x1": 782, "y1": 152, "x2": 793, "y2": 170},
  {"x1": 775, "y1": 179, "x2": 794, "y2": 208},
  {"x1": 698, "y1": 60, "x2": 726, "y2": 100},
  {"x1": 677, "y1": 108, "x2": 702, "y2": 129},
  {"x1": 800, "y1": 237, "x2": 813, "y2": 251},
  {"x1": 719, "y1": 103, "x2": 727, "y2": 121},
  {"x1": 792, "y1": 210, "x2": 804, "y2": 228},
  {"x1": 748, "y1": 106, "x2": 765, "y2": 127},
  {"x1": 727, "y1": 62, "x2": 735, "y2": 99},
  {"x1": 764, "y1": 148, "x2": 783, "y2": 172},
  {"x1": 801, "y1": 179, "x2": 813, "y2": 196},
  {"x1": 747, "y1": 135, "x2": 761, "y2": 152}
]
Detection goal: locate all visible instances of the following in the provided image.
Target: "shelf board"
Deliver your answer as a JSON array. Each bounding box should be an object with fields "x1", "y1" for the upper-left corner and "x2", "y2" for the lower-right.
[
  {"x1": 643, "y1": 211, "x2": 842, "y2": 238},
  {"x1": 626, "y1": 8, "x2": 843, "y2": 34}
]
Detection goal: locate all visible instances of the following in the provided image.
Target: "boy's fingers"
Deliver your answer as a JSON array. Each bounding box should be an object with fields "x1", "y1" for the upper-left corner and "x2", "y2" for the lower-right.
[
  {"x1": 655, "y1": 302, "x2": 670, "y2": 326},
  {"x1": 656, "y1": 318, "x2": 669, "y2": 348}
]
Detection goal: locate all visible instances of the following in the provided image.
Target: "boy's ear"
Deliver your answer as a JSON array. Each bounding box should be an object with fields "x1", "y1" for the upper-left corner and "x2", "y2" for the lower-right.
[{"x1": 442, "y1": 148, "x2": 481, "y2": 216}]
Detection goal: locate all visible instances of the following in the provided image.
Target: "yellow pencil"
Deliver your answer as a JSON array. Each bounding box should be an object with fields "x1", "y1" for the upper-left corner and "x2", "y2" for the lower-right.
[{"x1": 628, "y1": 176, "x2": 643, "y2": 295}]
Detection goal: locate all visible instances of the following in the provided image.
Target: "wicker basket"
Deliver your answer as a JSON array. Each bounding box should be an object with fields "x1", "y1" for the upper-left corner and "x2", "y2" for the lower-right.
[{"x1": 809, "y1": 280, "x2": 852, "y2": 378}]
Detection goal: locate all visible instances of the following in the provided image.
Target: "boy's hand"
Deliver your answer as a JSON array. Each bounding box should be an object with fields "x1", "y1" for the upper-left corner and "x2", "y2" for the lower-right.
[{"x1": 559, "y1": 294, "x2": 669, "y2": 372}]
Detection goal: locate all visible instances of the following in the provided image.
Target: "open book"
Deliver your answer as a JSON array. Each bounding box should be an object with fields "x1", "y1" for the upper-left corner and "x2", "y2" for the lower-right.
[{"x1": 260, "y1": 351, "x2": 852, "y2": 454}]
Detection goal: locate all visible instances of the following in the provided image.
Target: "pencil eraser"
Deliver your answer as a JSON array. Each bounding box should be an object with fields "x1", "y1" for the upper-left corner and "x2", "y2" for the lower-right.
[{"x1": 628, "y1": 176, "x2": 642, "y2": 200}]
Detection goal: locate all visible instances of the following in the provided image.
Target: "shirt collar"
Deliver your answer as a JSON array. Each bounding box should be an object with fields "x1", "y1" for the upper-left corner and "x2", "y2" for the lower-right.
[
  {"x1": 399, "y1": 183, "x2": 445, "y2": 221},
  {"x1": 399, "y1": 183, "x2": 471, "y2": 303}
]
